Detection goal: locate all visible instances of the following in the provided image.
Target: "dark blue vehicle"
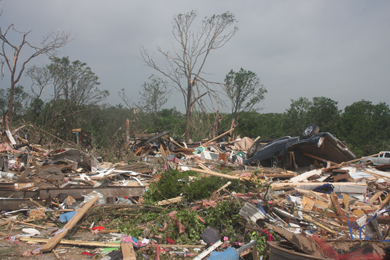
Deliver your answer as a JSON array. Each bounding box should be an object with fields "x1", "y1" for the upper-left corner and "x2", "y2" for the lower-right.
[{"x1": 244, "y1": 124, "x2": 355, "y2": 168}]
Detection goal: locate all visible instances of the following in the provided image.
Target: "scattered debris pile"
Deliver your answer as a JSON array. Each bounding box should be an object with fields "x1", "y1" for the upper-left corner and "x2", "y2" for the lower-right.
[{"x1": 1, "y1": 124, "x2": 390, "y2": 259}]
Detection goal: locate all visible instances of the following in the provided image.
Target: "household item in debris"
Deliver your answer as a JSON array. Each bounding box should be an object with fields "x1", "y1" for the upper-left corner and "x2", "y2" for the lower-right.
[
  {"x1": 239, "y1": 202, "x2": 266, "y2": 223},
  {"x1": 200, "y1": 227, "x2": 220, "y2": 244}
]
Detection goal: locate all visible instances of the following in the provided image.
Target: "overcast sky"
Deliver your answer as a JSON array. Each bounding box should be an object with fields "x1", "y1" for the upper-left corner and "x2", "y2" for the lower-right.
[{"x1": 1, "y1": 0, "x2": 389, "y2": 114}]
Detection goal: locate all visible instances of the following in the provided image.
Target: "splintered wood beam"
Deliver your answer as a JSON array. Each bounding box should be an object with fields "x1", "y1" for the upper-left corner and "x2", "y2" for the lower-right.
[
  {"x1": 20, "y1": 237, "x2": 120, "y2": 247},
  {"x1": 303, "y1": 152, "x2": 337, "y2": 166},
  {"x1": 189, "y1": 168, "x2": 240, "y2": 180},
  {"x1": 203, "y1": 128, "x2": 235, "y2": 146},
  {"x1": 40, "y1": 196, "x2": 99, "y2": 252}
]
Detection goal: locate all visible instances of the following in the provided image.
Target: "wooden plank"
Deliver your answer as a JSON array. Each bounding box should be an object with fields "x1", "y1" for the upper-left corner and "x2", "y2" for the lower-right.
[
  {"x1": 203, "y1": 128, "x2": 235, "y2": 146},
  {"x1": 121, "y1": 242, "x2": 136, "y2": 260},
  {"x1": 271, "y1": 182, "x2": 367, "y2": 194},
  {"x1": 363, "y1": 169, "x2": 390, "y2": 179},
  {"x1": 380, "y1": 193, "x2": 390, "y2": 208},
  {"x1": 303, "y1": 152, "x2": 336, "y2": 166},
  {"x1": 330, "y1": 192, "x2": 346, "y2": 223},
  {"x1": 302, "y1": 196, "x2": 314, "y2": 211},
  {"x1": 193, "y1": 240, "x2": 223, "y2": 260},
  {"x1": 210, "y1": 181, "x2": 231, "y2": 200},
  {"x1": 189, "y1": 168, "x2": 240, "y2": 180},
  {"x1": 289, "y1": 169, "x2": 322, "y2": 182},
  {"x1": 39, "y1": 186, "x2": 145, "y2": 199},
  {"x1": 343, "y1": 194, "x2": 349, "y2": 210},
  {"x1": 157, "y1": 196, "x2": 183, "y2": 206},
  {"x1": 368, "y1": 191, "x2": 384, "y2": 204},
  {"x1": 40, "y1": 196, "x2": 99, "y2": 252},
  {"x1": 20, "y1": 237, "x2": 119, "y2": 247}
]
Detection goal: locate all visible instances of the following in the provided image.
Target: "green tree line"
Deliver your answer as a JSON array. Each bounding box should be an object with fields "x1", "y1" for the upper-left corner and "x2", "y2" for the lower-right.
[{"x1": 2, "y1": 79, "x2": 389, "y2": 158}]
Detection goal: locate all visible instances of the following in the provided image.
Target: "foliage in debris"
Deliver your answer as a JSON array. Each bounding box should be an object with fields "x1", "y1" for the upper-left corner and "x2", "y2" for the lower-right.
[
  {"x1": 144, "y1": 169, "x2": 244, "y2": 203},
  {"x1": 201, "y1": 199, "x2": 244, "y2": 241}
]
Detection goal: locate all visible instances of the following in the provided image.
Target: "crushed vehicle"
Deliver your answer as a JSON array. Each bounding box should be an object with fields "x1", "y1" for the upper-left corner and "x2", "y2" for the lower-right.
[
  {"x1": 360, "y1": 151, "x2": 390, "y2": 165},
  {"x1": 244, "y1": 123, "x2": 355, "y2": 168}
]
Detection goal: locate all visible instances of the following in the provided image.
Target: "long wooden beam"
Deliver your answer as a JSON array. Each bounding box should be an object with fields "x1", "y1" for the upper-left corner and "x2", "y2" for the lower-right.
[
  {"x1": 40, "y1": 196, "x2": 99, "y2": 252},
  {"x1": 189, "y1": 168, "x2": 240, "y2": 180},
  {"x1": 20, "y1": 237, "x2": 120, "y2": 247}
]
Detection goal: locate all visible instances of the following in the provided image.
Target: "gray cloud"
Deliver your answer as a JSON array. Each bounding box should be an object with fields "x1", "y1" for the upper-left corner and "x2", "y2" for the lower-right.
[{"x1": 1, "y1": 0, "x2": 389, "y2": 114}]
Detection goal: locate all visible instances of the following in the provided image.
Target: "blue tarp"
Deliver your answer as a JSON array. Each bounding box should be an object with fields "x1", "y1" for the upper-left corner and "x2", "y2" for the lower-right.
[
  {"x1": 207, "y1": 247, "x2": 239, "y2": 260},
  {"x1": 60, "y1": 211, "x2": 77, "y2": 223}
]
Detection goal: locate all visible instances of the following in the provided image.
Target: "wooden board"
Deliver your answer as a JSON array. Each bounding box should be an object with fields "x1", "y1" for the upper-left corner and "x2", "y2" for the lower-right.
[
  {"x1": 20, "y1": 237, "x2": 119, "y2": 247},
  {"x1": 121, "y1": 242, "x2": 136, "y2": 260},
  {"x1": 40, "y1": 196, "x2": 99, "y2": 252},
  {"x1": 271, "y1": 182, "x2": 367, "y2": 194}
]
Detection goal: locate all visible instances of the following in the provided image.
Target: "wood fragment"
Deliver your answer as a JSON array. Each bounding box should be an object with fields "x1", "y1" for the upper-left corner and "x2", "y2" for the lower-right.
[
  {"x1": 121, "y1": 242, "x2": 136, "y2": 260},
  {"x1": 157, "y1": 196, "x2": 183, "y2": 206},
  {"x1": 331, "y1": 192, "x2": 347, "y2": 223},
  {"x1": 340, "y1": 152, "x2": 385, "y2": 166},
  {"x1": 40, "y1": 196, "x2": 99, "y2": 252},
  {"x1": 193, "y1": 240, "x2": 223, "y2": 260},
  {"x1": 343, "y1": 194, "x2": 349, "y2": 210},
  {"x1": 203, "y1": 128, "x2": 235, "y2": 147},
  {"x1": 29, "y1": 198, "x2": 44, "y2": 208},
  {"x1": 302, "y1": 215, "x2": 339, "y2": 235},
  {"x1": 189, "y1": 167, "x2": 240, "y2": 180},
  {"x1": 52, "y1": 250, "x2": 60, "y2": 260},
  {"x1": 20, "y1": 237, "x2": 120, "y2": 247},
  {"x1": 14, "y1": 220, "x2": 47, "y2": 230},
  {"x1": 380, "y1": 193, "x2": 390, "y2": 208},
  {"x1": 156, "y1": 244, "x2": 203, "y2": 248},
  {"x1": 210, "y1": 181, "x2": 231, "y2": 200},
  {"x1": 265, "y1": 223, "x2": 325, "y2": 257},
  {"x1": 303, "y1": 153, "x2": 337, "y2": 166}
]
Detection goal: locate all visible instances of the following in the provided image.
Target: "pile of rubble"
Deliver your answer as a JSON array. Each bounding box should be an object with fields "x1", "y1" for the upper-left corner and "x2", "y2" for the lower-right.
[{"x1": 1, "y1": 124, "x2": 390, "y2": 259}]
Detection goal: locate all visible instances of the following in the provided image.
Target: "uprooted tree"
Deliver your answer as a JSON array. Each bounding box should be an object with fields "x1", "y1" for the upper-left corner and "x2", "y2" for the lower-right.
[
  {"x1": 0, "y1": 21, "x2": 72, "y2": 126},
  {"x1": 140, "y1": 10, "x2": 238, "y2": 143}
]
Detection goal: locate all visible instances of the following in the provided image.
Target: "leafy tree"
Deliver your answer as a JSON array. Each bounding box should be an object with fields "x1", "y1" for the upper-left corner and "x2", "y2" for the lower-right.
[
  {"x1": 0, "y1": 85, "x2": 29, "y2": 117},
  {"x1": 306, "y1": 97, "x2": 341, "y2": 133},
  {"x1": 27, "y1": 57, "x2": 109, "y2": 139},
  {"x1": 141, "y1": 10, "x2": 238, "y2": 142},
  {"x1": 236, "y1": 111, "x2": 286, "y2": 139},
  {"x1": 340, "y1": 100, "x2": 390, "y2": 156},
  {"x1": 138, "y1": 75, "x2": 171, "y2": 132},
  {"x1": 158, "y1": 108, "x2": 185, "y2": 139},
  {"x1": 0, "y1": 22, "x2": 71, "y2": 125},
  {"x1": 224, "y1": 68, "x2": 267, "y2": 122},
  {"x1": 283, "y1": 97, "x2": 312, "y2": 135},
  {"x1": 283, "y1": 97, "x2": 340, "y2": 136}
]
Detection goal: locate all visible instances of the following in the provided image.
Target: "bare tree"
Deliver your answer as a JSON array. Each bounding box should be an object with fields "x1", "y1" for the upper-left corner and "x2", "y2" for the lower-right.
[
  {"x1": 0, "y1": 22, "x2": 72, "y2": 125},
  {"x1": 140, "y1": 10, "x2": 238, "y2": 142}
]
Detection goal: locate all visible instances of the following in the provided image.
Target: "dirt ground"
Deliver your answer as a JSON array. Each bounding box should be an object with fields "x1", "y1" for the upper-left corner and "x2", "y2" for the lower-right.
[{"x1": 0, "y1": 229, "x2": 109, "y2": 260}]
